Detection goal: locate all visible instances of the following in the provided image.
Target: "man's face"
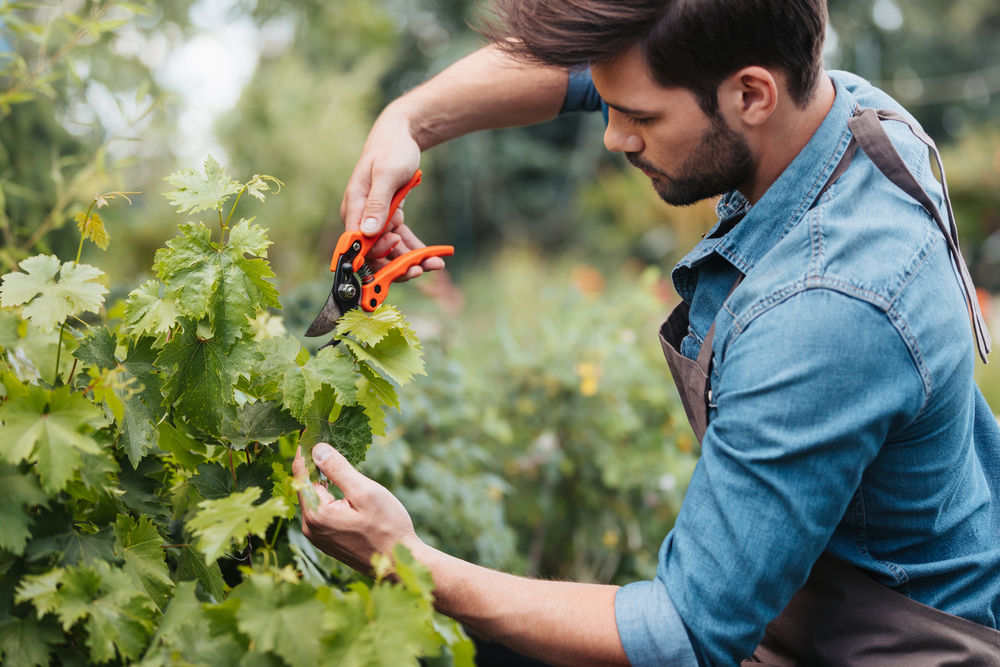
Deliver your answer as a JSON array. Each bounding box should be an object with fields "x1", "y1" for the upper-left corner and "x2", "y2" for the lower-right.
[{"x1": 591, "y1": 48, "x2": 754, "y2": 207}]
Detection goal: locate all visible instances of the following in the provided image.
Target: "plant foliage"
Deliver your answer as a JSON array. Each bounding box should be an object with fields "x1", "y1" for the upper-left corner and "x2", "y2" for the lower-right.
[{"x1": 0, "y1": 158, "x2": 473, "y2": 667}]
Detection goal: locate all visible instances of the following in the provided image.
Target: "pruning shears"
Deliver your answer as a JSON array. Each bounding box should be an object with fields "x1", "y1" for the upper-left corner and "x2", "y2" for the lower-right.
[{"x1": 304, "y1": 170, "x2": 454, "y2": 347}]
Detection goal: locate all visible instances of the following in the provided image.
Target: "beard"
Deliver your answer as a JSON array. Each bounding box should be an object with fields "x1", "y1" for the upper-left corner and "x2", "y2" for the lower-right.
[{"x1": 627, "y1": 114, "x2": 753, "y2": 207}]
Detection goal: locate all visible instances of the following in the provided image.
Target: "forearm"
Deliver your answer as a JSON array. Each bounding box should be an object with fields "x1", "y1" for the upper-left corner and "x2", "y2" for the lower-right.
[
  {"x1": 405, "y1": 538, "x2": 630, "y2": 667},
  {"x1": 383, "y1": 44, "x2": 568, "y2": 151}
]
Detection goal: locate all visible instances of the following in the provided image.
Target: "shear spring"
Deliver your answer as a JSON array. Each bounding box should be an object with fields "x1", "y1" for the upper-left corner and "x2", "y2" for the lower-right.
[{"x1": 357, "y1": 264, "x2": 375, "y2": 285}]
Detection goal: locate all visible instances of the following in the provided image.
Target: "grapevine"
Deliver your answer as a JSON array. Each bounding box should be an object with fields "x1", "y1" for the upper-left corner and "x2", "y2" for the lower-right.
[{"x1": 0, "y1": 157, "x2": 474, "y2": 667}]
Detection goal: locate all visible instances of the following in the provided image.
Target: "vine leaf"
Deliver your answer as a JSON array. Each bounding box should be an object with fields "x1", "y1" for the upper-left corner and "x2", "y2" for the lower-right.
[
  {"x1": 121, "y1": 280, "x2": 178, "y2": 336},
  {"x1": 0, "y1": 611, "x2": 62, "y2": 667},
  {"x1": 75, "y1": 212, "x2": 110, "y2": 250},
  {"x1": 112, "y1": 515, "x2": 173, "y2": 610},
  {"x1": 335, "y1": 305, "x2": 413, "y2": 347},
  {"x1": 188, "y1": 460, "x2": 273, "y2": 503},
  {"x1": 356, "y1": 362, "x2": 400, "y2": 437},
  {"x1": 0, "y1": 465, "x2": 46, "y2": 556},
  {"x1": 279, "y1": 347, "x2": 358, "y2": 420},
  {"x1": 74, "y1": 328, "x2": 165, "y2": 468},
  {"x1": 221, "y1": 400, "x2": 303, "y2": 450},
  {"x1": 232, "y1": 575, "x2": 324, "y2": 667},
  {"x1": 0, "y1": 255, "x2": 108, "y2": 334},
  {"x1": 0, "y1": 383, "x2": 110, "y2": 494},
  {"x1": 163, "y1": 155, "x2": 242, "y2": 214},
  {"x1": 156, "y1": 319, "x2": 261, "y2": 436},
  {"x1": 152, "y1": 220, "x2": 280, "y2": 347},
  {"x1": 341, "y1": 329, "x2": 425, "y2": 386},
  {"x1": 322, "y1": 581, "x2": 440, "y2": 667},
  {"x1": 300, "y1": 391, "x2": 372, "y2": 468},
  {"x1": 16, "y1": 562, "x2": 156, "y2": 664},
  {"x1": 187, "y1": 487, "x2": 288, "y2": 564},
  {"x1": 174, "y1": 547, "x2": 226, "y2": 604}
]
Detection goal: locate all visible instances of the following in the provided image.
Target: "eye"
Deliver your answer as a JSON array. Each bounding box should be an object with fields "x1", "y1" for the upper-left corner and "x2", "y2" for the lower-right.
[{"x1": 626, "y1": 114, "x2": 652, "y2": 127}]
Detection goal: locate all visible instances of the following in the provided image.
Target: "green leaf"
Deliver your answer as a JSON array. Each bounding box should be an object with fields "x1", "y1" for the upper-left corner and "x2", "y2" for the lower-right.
[
  {"x1": 174, "y1": 546, "x2": 226, "y2": 604},
  {"x1": 163, "y1": 155, "x2": 242, "y2": 214},
  {"x1": 342, "y1": 329, "x2": 425, "y2": 386},
  {"x1": 0, "y1": 465, "x2": 46, "y2": 555},
  {"x1": 0, "y1": 255, "x2": 107, "y2": 334},
  {"x1": 322, "y1": 582, "x2": 439, "y2": 667},
  {"x1": 357, "y1": 362, "x2": 399, "y2": 411},
  {"x1": 24, "y1": 508, "x2": 117, "y2": 566},
  {"x1": 155, "y1": 421, "x2": 206, "y2": 469},
  {"x1": 74, "y1": 328, "x2": 165, "y2": 468},
  {"x1": 18, "y1": 563, "x2": 155, "y2": 664},
  {"x1": 0, "y1": 383, "x2": 109, "y2": 493},
  {"x1": 142, "y1": 580, "x2": 245, "y2": 666},
  {"x1": 232, "y1": 575, "x2": 324, "y2": 667},
  {"x1": 221, "y1": 400, "x2": 303, "y2": 450},
  {"x1": 279, "y1": 347, "x2": 358, "y2": 420},
  {"x1": 270, "y1": 462, "x2": 297, "y2": 520},
  {"x1": 355, "y1": 362, "x2": 399, "y2": 437},
  {"x1": 187, "y1": 487, "x2": 288, "y2": 564},
  {"x1": 117, "y1": 457, "x2": 170, "y2": 524},
  {"x1": 300, "y1": 393, "x2": 372, "y2": 467},
  {"x1": 113, "y1": 515, "x2": 173, "y2": 610},
  {"x1": 157, "y1": 319, "x2": 261, "y2": 436},
  {"x1": 334, "y1": 305, "x2": 408, "y2": 347},
  {"x1": 188, "y1": 460, "x2": 273, "y2": 503},
  {"x1": 121, "y1": 280, "x2": 178, "y2": 336},
  {"x1": 152, "y1": 220, "x2": 280, "y2": 347},
  {"x1": 75, "y1": 212, "x2": 110, "y2": 251},
  {"x1": 0, "y1": 612, "x2": 61, "y2": 667}
]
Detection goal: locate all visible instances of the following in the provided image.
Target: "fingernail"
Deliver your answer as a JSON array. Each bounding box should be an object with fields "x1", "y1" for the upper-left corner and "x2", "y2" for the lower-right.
[
  {"x1": 361, "y1": 217, "x2": 379, "y2": 234},
  {"x1": 312, "y1": 443, "x2": 332, "y2": 463}
]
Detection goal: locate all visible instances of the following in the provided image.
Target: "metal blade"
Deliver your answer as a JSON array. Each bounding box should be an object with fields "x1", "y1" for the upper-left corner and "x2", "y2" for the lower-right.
[{"x1": 305, "y1": 290, "x2": 343, "y2": 337}]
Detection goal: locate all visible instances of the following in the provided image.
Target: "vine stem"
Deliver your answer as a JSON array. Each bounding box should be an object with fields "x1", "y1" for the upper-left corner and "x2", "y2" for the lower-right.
[
  {"x1": 53, "y1": 198, "x2": 98, "y2": 384},
  {"x1": 228, "y1": 448, "x2": 238, "y2": 488},
  {"x1": 225, "y1": 189, "x2": 244, "y2": 229},
  {"x1": 268, "y1": 518, "x2": 284, "y2": 552}
]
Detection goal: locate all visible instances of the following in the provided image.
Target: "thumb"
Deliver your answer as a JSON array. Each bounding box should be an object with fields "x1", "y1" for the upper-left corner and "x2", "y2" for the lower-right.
[
  {"x1": 311, "y1": 443, "x2": 368, "y2": 499},
  {"x1": 359, "y1": 171, "x2": 405, "y2": 237}
]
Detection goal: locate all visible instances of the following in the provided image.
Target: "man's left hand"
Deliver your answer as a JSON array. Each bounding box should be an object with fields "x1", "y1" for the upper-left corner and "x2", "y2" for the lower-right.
[{"x1": 292, "y1": 443, "x2": 420, "y2": 574}]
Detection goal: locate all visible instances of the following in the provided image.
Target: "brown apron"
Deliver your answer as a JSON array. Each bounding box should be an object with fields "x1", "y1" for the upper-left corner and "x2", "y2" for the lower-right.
[{"x1": 659, "y1": 107, "x2": 1000, "y2": 665}]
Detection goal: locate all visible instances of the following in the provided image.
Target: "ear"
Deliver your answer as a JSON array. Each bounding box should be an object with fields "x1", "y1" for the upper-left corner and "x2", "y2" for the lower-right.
[{"x1": 718, "y1": 66, "x2": 779, "y2": 128}]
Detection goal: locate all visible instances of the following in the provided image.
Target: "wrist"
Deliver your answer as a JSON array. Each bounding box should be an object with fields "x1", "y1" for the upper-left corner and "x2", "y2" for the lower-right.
[{"x1": 380, "y1": 99, "x2": 429, "y2": 151}]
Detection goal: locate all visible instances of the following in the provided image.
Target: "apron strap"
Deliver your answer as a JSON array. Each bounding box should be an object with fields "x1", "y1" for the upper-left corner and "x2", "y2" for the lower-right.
[
  {"x1": 817, "y1": 107, "x2": 991, "y2": 363},
  {"x1": 697, "y1": 274, "x2": 745, "y2": 375}
]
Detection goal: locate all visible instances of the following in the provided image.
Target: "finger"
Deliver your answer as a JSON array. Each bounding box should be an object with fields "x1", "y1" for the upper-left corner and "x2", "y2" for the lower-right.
[
  {"x1": 294, "y1": 446, "x2": 336, "y2": 511},
  {"x1": 420, "y1": 256, "x2": 445, "y2": 272},
  {"x1": 342, "y1": 166, "x2": 373, "y2": 232},
  {"x1": 369, "y1": 233, "x2": 402, "y2": 260},
  {"x1": 359, "y1": 168, "x2": 410, "y2": 237},
  {"x1": 312, "y1": 443, "x2": 370, "y2": 500}
]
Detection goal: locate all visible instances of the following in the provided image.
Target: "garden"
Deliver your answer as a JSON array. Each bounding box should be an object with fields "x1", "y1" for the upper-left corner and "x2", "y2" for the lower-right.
[{"x1": 2, "y1": 1, "x2": 999, "y2": 666}]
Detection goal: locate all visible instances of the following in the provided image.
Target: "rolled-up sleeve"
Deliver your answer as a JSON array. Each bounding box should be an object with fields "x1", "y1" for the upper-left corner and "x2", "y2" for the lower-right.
[
  {"x1": 616, "y1": 576, "x2": 699, "y2": 667},
  {"x1": 560, "y1": 66, "x2": 607, "y2": 118}
]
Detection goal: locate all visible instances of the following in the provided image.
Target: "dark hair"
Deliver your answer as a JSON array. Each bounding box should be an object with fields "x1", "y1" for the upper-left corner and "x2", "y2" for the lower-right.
[{"x1": 479, "y1": 0, "x2": 828, "y2": 113}]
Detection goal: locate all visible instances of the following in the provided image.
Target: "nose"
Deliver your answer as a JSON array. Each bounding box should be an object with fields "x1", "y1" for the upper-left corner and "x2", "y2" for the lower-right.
[{"x1": 604, "y1": 111, "x2": 644, "y2": 154}]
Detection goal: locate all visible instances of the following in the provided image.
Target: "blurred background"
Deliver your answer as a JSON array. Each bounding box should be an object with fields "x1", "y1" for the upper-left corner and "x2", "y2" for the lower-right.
[{"x1": 3, "y1": 0, "x2": 1000, "y2": 600}]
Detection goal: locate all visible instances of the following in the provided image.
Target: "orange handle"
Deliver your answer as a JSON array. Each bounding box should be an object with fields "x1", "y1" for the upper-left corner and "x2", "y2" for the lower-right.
[
  {"x1": 329, "y1": 170, "x2": 423, "y2": 272},
  {"x1": 360, "y1": 245, "x2": 455, "y2": 311}
]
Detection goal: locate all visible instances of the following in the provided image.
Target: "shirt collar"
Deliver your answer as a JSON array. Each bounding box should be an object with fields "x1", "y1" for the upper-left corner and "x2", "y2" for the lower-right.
[{"x1": 672, "y1": 74, "x2": 858, "y2": 296}]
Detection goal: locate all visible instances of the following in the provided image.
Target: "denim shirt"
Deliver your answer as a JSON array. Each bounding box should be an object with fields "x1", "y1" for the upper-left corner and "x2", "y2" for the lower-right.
[{"x1": 564, "y1": 70, "x2": 1000, "y2": 667}]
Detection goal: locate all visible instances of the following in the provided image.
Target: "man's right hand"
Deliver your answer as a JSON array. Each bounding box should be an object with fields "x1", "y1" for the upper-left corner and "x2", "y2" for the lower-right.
[
  {"x1": 337, "y1": 45, "x2": 569, "y2": 284},
  {"x1": 339, "y1": 112, "x2": 442, "y2": 282}
]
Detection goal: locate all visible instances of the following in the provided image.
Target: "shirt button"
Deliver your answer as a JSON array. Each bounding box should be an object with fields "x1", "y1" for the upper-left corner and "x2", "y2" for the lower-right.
[{"x1": 708, "y1": 389, "x2": 713, "y2": 402}]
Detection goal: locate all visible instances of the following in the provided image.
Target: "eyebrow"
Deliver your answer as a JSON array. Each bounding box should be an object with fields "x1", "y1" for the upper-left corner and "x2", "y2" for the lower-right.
[{"x1": 605, "y1": 102, "x2": 656, "y2": 117}]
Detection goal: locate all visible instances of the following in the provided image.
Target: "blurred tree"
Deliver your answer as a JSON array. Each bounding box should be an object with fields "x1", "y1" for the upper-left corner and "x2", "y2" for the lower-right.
[{"x1": 0, "y1": 0, "x2": 189, "y2": 273}]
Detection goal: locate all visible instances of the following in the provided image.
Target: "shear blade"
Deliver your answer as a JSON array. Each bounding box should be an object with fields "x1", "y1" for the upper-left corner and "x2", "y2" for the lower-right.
[{"x1": 305, "y1": 291, "x2": 343, "y2": 337}]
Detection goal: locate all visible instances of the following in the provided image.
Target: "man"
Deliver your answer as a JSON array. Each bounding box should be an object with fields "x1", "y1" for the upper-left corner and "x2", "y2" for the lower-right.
[{"x1": 292, "y1": 1, "x2": 1000, "y2": 665}]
